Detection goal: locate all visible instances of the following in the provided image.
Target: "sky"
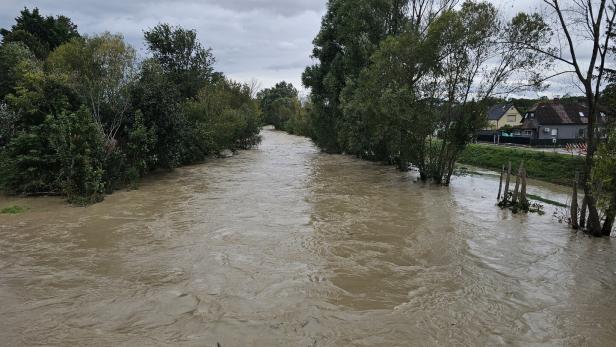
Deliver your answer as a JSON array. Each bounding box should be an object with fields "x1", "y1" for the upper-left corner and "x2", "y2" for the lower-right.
[{"x1": 0, "y1": 0, "x2": 599, "y2": 97}]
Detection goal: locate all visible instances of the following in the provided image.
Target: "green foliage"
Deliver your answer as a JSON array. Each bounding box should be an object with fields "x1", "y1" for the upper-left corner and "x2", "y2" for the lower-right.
[
  {"x1": 47, "y1": 32, "x2": 137, "y2": 147},
  {"x1": 457, "y1": 144, "x2": 585, "y2": 186},
  {"x1": 181, "y1": 78, "x2": 262, "y2": 159},
  {"x1": 0, "y1": 102, "x2": 19, "y2": 146},
  {"x1": 144, "y1": 24, "x2": 215, "y2": 99},
  {"x1": 257, "y1": 81, "x2": 298, "y2": 128},
  {"x1": 593, "y1": 129, "x2": 616, "y2": 209},
  {"x1": 131, "y1": 59, "x2": 183, "y2": 169},
  {"x1": 125, "y1": 111, "x2": 156, "y2": 184},
  {"x1": 0, "y1": 42, "x2": 36, "y2": 99},
  {"x1": 0, "y1": 7, "x2": 80, "y2": 59},
  {"x1": 0, "y1": 14, "x2": 263, "y2": 205},
  {"x1": 303, "y1": 0, "x2": 406, "y2": 152},
  {"x1": 47, "y1": 108, "x2": 105, "y2": 204},
  {"x1": 527, "y1": 194, "x2": 567, "y2": 208},
  {"x1": 0, "y1": 205, "x2": 27, "y2": 214},
  {"x1": 0, "y1": 122, "x2": 59, "y2": 195},
  {"x1": 305, "y1": 0, "x2": 550, "y2": 183},
  {"x1": 284, "y1": 101, "x2": 314, "y2": 138}
]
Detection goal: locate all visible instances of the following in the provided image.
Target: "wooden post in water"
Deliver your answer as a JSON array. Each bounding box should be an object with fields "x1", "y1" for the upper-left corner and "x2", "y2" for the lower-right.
[
  {"x1": 571, "y1": 172, "x2": 579, "y2": 229},
  {"x1": 503, "y1": 161, "x2": 512, "y2": 204},
  {"x1": 520, "y1": 164, "x2": 528, "y2": 206},
  {"x1": 512, "y1": 162, "x2": 522, "y2": 205},
  {"x1": 580, "y1": 196, "x2": 588, "y2": 228},
  {"x1": 497, "y1": 165, "x2": 505, "y2": 200}
]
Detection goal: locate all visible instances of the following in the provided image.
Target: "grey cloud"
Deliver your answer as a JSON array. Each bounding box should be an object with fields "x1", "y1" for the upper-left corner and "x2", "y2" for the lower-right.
[
  {"x1": 1, "y1": 0, "x2": 598, "y2": 95},
  {"x1": 0, "y1": 0, "x2": 326, "y2": 90}
]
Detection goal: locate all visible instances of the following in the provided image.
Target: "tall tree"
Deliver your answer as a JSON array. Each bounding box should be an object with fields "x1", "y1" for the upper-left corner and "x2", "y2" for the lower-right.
[
  {"x1": 514, "y1": 0, "x2": 616, "y2": 236},
  {"x1": 257, "y1": 81, "x2": 298, "y2": 128},
  {"x1": 0, "y1": 7, "x2": 79, "y2": 59},
  {"x1": 303, "y1": 0, "x2": 415, "y2": 152},
  {"x1": 47, "y1": 33, "x2": 137, "y2": 149},
  {"x1": 144, "y1": 24, "x2": 215, "y2": 100},
  {"x1": 0, "y1": 42, "x2": 36, "y2": 99}
]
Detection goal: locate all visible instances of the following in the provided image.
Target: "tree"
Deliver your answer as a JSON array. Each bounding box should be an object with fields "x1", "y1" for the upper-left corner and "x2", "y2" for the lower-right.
[
  {"x1": 303, "y1": 0, "x2": 414, "y2": 152},
  {"x1": 131, "y1": 58, "x2": 183, "y2": 169},
  {"x1": 0, "y1": 7, "x2": 80, "y2": 59},
  {"x1": 515, "y1": 0, "x2": 616, "y2": 236},
  {"x1": 257, "y1": 81, "x2": 299, "y2": 128},
  {"x1": 47, "y1": 33, "x2": 137, "y2": 149},
  {"x1": 182, "y1": 78, "x2": 262, "y2": 158},
  {"x1": 593, "y1": 128, "x2": 616, "y2": 235},
  {"x1": 426, "y1": 1, "x2": 549, "y2": 184},
  {"x1": 47, "y1": 107, "x2": 106, "y2": 204},
  {"x1": 0, "y1": 42, "x2": 36, "y2": 99},
  {"x1": 325, "y1": 0, "x2": 547, "y2": 183},
  {"x1": 144, "y1": 23, "x2": 215, "y2": 99}
]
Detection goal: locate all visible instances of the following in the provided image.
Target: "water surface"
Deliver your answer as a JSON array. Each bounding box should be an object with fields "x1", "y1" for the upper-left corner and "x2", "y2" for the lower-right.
[{"x1": 1, "y1": 129, "x2": 615, "y2": 346}]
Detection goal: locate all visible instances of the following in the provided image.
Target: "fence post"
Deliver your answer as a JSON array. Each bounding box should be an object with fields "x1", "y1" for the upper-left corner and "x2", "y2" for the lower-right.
[
  {"x1": 571, "y1": 172, "x2": 579, "y2": 230},
  {"x1": 503, "y1": 161, "x2": 512, "y2": 204},
  {"x1": 497, "y1": 165, "x2": 504, "y2": 200}
]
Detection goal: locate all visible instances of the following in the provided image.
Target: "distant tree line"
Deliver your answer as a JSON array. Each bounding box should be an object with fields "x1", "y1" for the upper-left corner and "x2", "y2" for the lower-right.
[
  {"x1": 0, "y1": 8, "x2": 261, "y2": 204},
  {"x1": 257, "y1": 81, "x2": 313, "y2": 137}
]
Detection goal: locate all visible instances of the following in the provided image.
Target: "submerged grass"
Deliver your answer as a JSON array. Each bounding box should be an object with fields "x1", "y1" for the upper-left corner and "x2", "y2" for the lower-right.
[
  {"x1": 527, "y1": 194, "x2": 568, "y2": 208},
  {"x1": 1, "y1": 205, "x2": 27, "y2": 214},
  {"x1": 458, "y1": 144, "x2": 584, "y2": 186}
]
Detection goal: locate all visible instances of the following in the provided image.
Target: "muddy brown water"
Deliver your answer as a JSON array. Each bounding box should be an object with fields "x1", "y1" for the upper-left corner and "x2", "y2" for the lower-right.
[{"x1": 1, "y1": 129, "x2": 615, "y2": 346}]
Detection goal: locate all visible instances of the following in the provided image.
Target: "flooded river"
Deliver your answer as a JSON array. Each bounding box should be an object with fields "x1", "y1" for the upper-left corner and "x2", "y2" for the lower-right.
[{"x1": 1, "y1": 129, "x2": 615, "y2": 346}]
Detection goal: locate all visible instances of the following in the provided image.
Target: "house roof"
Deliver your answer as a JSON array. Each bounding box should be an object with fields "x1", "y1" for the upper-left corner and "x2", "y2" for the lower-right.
[
  {"x1": 522, "y1": 101, "x2": 609, "y2": 128},
  {"x1": 487, "y1": 104, "x2": 514, "y2": 121}
]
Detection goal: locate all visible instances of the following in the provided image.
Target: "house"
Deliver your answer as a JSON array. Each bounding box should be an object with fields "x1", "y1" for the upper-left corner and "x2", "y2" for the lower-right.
[
  {"x1": 485, "y1": 104, "x2": 523, "y2": 130},
  {"x1": 518, "y1": 100, "x2": 608, "y2": 142}
]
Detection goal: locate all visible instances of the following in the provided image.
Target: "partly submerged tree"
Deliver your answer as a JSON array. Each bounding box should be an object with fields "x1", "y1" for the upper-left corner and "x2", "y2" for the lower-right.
[
  {"x1": 317, "y1": 0, "x2": 548, "y2": 183},
  {"x1": 513, "y1": 0, "x2": 616, "y2": 236}
]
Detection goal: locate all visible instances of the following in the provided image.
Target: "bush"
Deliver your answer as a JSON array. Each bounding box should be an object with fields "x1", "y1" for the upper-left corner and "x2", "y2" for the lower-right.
[{"x1": 47, "y1": 108, "x2": 106, "y2": 204}]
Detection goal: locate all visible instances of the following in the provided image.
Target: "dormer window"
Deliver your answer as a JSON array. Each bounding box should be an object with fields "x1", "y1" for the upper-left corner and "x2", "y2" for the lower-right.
[
  {"x1": 528, "y1": 112, "x2": 534, "y2": 119},
  {"x1": 601, "y1": 112, "x2": 606, "y2": 119},
  {"x1": 579, "y1": 112, "x2": 585, "y2": 118}
]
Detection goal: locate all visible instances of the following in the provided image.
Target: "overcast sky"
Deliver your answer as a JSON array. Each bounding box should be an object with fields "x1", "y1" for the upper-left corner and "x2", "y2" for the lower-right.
[{"x1": 0, "y1": 0, "x2": 596, "y2": 97}]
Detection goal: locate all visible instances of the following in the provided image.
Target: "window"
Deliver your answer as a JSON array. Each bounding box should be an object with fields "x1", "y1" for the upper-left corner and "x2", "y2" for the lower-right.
[
  {"x1": 579, "y1": 128, "x2": 586, "y2": 138},
  {"x1": 551, "y1": 128, "x2": 558, "y2": 136},
  {"x1": 524, "y1": 130, "x2": 532, "y2": 136},
  {"x1": 508, "y1": 115, "x2": 516, "y2": 122},
  {"x1": 528, "y1": 112, "x2": 535, "y2": 119},
  {"x1": 579, "y1": 112, "x2": 585, "y2": 118}
]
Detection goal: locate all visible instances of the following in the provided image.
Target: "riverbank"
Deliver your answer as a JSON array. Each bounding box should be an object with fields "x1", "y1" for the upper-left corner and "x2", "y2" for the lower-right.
[{"x1": 458, "y1": 143, "x2": 585, "y2": 186}]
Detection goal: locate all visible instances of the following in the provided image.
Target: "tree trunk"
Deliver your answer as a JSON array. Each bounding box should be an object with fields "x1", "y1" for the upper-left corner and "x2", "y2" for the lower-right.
[
  {"x1": 601, "y1": 193, "x2": 616, "y2": 236},
  {"x1": 497, "y1": 165, "x2": 504, "y2": 200},
  {"x1": 503, "y1": 161, "x2": 512, "y2": 204},
  {"x1": 512, "y1": 170, "x2": 521, "y2": 205},
  {"x1": 571, "y1": 172, "x2": 579, "y2": 230},
  {"x1": 582, "y1": 97, "x2": 602, "y2": 236},
  {"x1": 580, "y1": 196, "x2": 587, "y2": 229},
  {"x1": 520, "y1": 166, "x2": 528, "y2": 206}
]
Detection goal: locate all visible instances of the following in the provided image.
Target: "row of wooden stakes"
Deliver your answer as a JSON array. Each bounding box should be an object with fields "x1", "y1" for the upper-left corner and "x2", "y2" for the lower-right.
[{"x1": 497, "y1": 161, "x2": 529, "y2": 208}]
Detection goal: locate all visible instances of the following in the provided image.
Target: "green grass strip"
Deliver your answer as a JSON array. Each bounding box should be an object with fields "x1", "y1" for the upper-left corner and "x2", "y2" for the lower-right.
[{"x1": 458, "y1": 144, "x2": 584, "y2": 186}]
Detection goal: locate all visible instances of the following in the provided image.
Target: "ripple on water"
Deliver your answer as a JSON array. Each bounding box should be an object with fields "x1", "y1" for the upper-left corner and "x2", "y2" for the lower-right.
[{"x1": 0, "y1": 129, "x2": 615, "y2": 346}]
